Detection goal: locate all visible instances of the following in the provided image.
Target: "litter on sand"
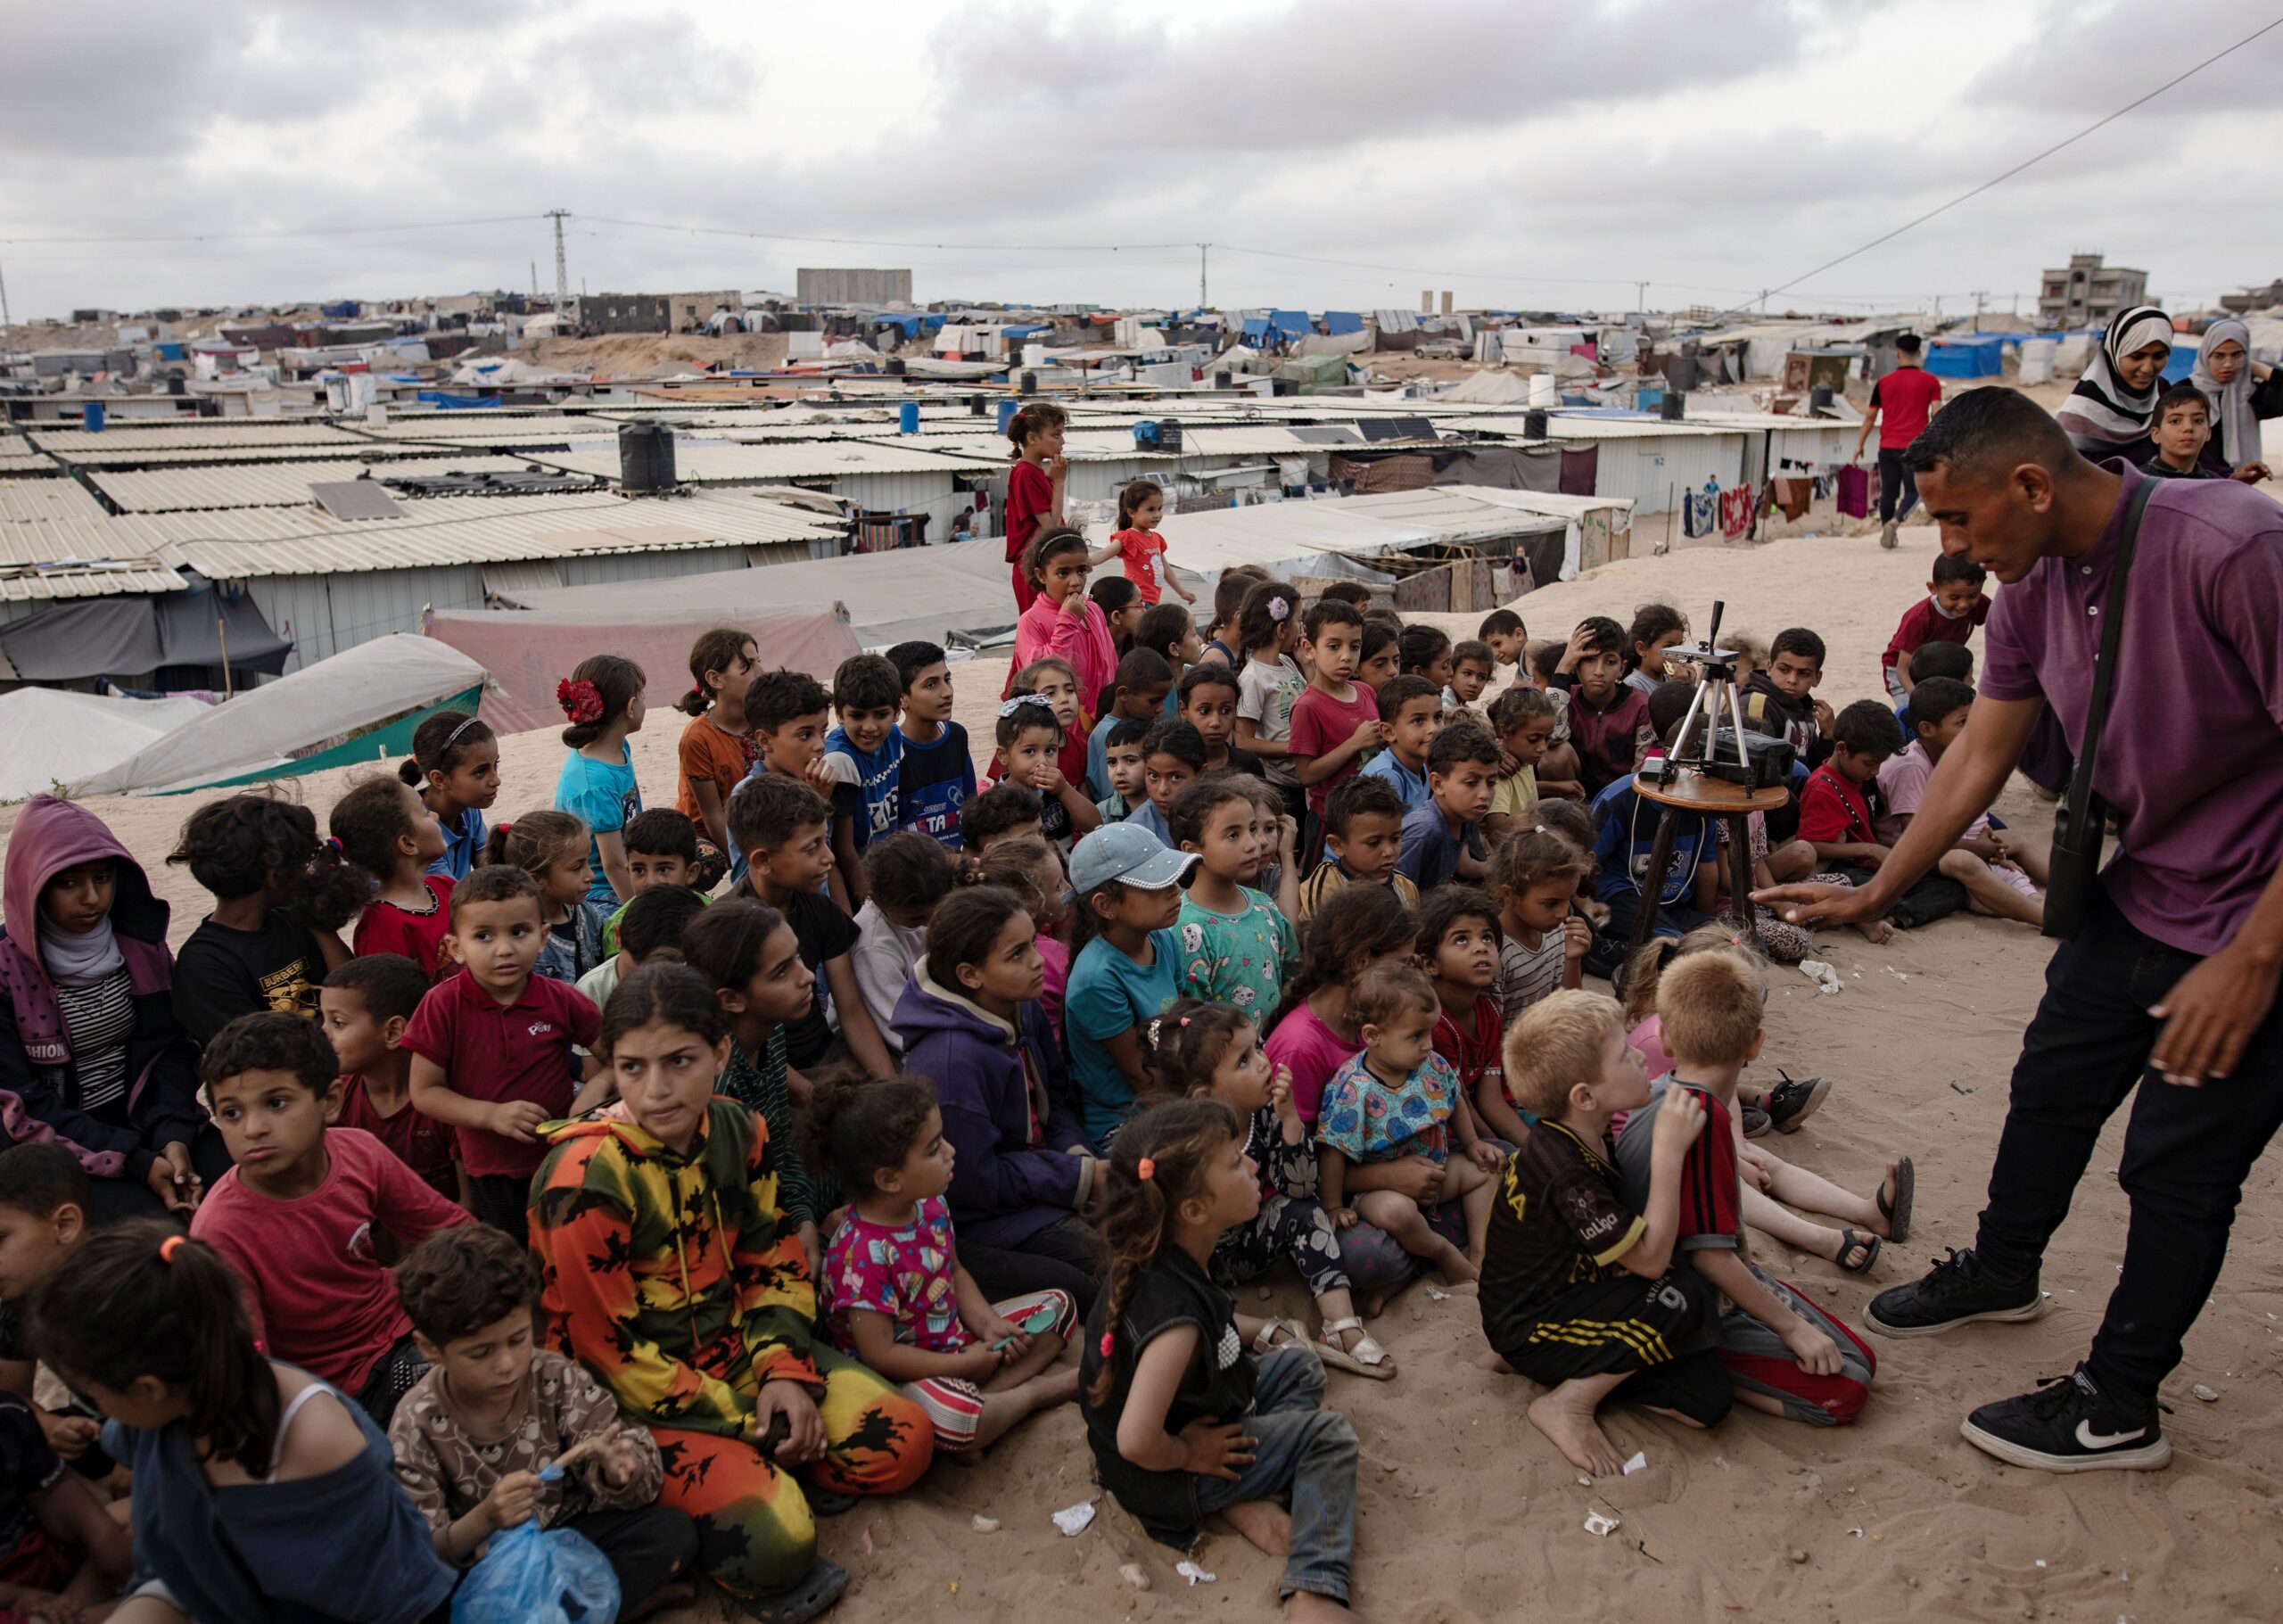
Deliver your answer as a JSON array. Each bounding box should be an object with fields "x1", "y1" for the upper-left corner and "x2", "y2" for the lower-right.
[
  {"x1": 1799, "y1": 960, "x2": 1843, "y2": 994},
  {"x1": 1949, "y1": 1080, "x2": 1974, "y2": 1095},
  {"x1": 1583, "y1": 1511, "x2": 1621, "y2": 1537},
  {"x1": 1427, "y1": 1287, "x2": 1452, "y2": 1301},
  {"x1": 1175, "y1": 1561, "x2": 1217, "y2": 1587},
  {"x1": 1621, "y1": 1452, "x2": 1648, "y2": 1476},
  {"x1": 1051, "y1": 1499, "x2": 1097, "y2": 1537},
  {"x1": 970, "y1": 1515, "x2": 1000, "y2": 1533},
  {"x1": 2193, "y1": 1383, "x2": 2220, "y2": 1402}
]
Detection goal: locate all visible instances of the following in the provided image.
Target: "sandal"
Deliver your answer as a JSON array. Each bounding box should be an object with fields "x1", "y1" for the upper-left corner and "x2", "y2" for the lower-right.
[
  {"x1": 1877, "y1": 1155, "x2": 1915, "y2": 1245},
  {"x1": 738, "y1": 1558, "x2": 850, "y2": 1623},
  {"x1": 1251, "y1": 1317, "x2": 1304, "y2": 1355},
  {"x1": 1832, "y1": 1228, "x2": 1882, "y2": 1274},
  {"x1": 1313, "y1": 1316, "x2": 1397, "y2": 1381}
]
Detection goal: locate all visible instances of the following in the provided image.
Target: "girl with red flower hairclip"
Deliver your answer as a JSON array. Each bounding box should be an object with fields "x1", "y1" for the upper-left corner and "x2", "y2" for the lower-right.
[{"x1": 552, "y1": 655, "x2": 648, "y2": 907}]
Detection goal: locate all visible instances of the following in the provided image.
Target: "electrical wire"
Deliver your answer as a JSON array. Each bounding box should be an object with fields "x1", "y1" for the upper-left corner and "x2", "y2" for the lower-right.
[
  {"x1": 574, "y1": 214, "x2": 1195, "y2": 254},
  {"x1": 0, "y1": 214, "x2": 540, "y2": 246}
]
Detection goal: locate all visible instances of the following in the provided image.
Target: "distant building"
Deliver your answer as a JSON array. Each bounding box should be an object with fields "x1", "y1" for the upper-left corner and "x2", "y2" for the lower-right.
[
  {"x1": 798, "y1": 268, "x2": 912, "y2": 306},
  {"x1": 667, "y1": 290, "x2": 743, "y2": 332},
  {"x1": 2038, "y1": 253, "x2": 2148, "y2": 328},
  {"x1": 569, "y1": 293, "x2": 671, "y2": 335},
  {"x1": 2220, "y1": 277, "x2": 2283, "y2": 315}
]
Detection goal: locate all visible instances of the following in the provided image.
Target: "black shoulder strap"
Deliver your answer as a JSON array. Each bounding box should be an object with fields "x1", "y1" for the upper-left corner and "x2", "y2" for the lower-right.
[{"x1": 2061, "y1": 476, "x2": 2157, "y2": 825}]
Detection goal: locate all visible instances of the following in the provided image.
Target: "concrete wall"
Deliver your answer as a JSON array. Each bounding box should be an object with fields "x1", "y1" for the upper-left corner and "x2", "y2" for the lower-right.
[{"x1": 796, "y1": 268, "x2": 913, "y2": 306}]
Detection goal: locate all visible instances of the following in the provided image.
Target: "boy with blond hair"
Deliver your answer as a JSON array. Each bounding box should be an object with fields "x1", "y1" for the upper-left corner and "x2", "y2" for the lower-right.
[
  {"x1": 1614, "y1": 952, "x2": 1878, "y2": 1425},
  {"x1": 1479, "y1": 990, "x2": 1730, "y2": 1475}
]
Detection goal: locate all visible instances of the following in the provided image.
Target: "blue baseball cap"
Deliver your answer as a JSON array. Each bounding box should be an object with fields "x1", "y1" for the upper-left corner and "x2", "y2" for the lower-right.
[{"x1": 1069, "y1": 822, "x2": 1199, "y2": 894}]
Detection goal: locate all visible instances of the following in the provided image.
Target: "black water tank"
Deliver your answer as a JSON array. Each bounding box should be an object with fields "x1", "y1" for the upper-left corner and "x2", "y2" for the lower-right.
[
  {"x1": 886, "y1": 357, "x2": 906, "y2": 375},
  {"x1": 1019, "y1": 371, "x2": 1038, "y2": 394},
  {"x1": 619, "y1": 422, "x2": 676, "y2": 493},
  {"x1": 1215, "y1": 370, "x2": 1232, "y2": 390},
  {"x1": 1809, "y1": 383, "x2": 1834, "y2": 412},
  {"x1": 968, "y1": 394, "x2": 986, "y2": 416},
  {"x1": 1661, "y1": 392, "x2": 1686, "y2": 422},
  {"x1": 1522, "y1": 408, "x2": 1548, "y2": 438},
  {"x1": 1667, "y1": 354, "x2": 1700, "y2": 392}
]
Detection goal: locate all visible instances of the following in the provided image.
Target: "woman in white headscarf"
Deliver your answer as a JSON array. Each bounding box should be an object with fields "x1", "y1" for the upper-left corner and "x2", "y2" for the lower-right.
[
  {"x1": 2188, "y1": 317, "x2": 2279, "y2": 482},
  {"x1": 2056, "y1": 304, "x2": 2172, "y2": 462}
]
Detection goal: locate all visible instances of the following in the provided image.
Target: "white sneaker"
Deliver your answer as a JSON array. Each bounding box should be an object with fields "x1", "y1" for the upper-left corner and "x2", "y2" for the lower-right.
[{"x1": 1879, "y1": 521, "x2": 1898, "y2": 549}]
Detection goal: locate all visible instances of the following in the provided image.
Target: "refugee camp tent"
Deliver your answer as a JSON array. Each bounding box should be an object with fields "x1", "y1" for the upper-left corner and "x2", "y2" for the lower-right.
[
  {"x1": 1925, "y1": 336, "x2": 2006, "y2": 378},
  {"x1": 0, "y1": 575, "x2": 292, "y2": 686},
  {"x1": 0, "y1": 688, "x2": 212, "y2": 804},
  {"x1": 70, "y1": 634, "x2": 489, "y2": 796},
  {"x1": 424, "y1": 600, "x2": 860, "y2": 734}
]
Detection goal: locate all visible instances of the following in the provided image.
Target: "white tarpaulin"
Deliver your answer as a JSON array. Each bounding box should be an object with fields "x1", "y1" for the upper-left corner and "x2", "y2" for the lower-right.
[
  {"x1": 70, "y1": 635, "x2": 489, "y2": 797},
  {"x1": 0, "y1": 689, "x2": 213, "y2": 804}
]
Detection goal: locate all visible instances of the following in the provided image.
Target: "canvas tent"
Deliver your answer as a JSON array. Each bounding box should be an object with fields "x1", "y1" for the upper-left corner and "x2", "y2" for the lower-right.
[
  {"x1": 0, "y1": 577, "x2": 291, "y2": 684},
  {"x1": 70, "y1": 634, "x2": 488, "y2": 796},
  {"x1": 0, "y1": 688, "x2": 212, "y2": 804},
  {"x1": 426, "y1": 601, "x2": 862, "y2": 734}
]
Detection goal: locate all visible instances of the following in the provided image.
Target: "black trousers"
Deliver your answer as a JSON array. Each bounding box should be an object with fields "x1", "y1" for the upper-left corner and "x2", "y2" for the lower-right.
[
  {"x1": 468, "y1": 1173, "x2": 532, "y2": 1247},
  {"x1": 1876, "y1": 447, "x2": 1919, "y2": 523},
  {"x1": 84, "y1": 1126, "x2": 235, "y2": 1228},
  {"x1": 563, "y1": 1504, "x2": 699, "y2": 1608},
  {"x1": 960, "y1": 1213, "x2": 1106, "y2": 1316},
  {"x1": 1974, "y1": 886, "x2": 2283, "y2": 1403}
]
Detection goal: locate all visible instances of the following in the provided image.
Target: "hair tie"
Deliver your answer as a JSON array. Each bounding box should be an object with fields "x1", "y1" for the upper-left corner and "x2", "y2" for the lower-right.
[
  {"x1": 440, "y1": 714, "x2": 484, "y2": 754},
  {"x1": 1098, "y1": 1332, "x2": 1115, "y2": 1357},
  {"x1": 556, "y1": 677, "x2": 606, "y2": 726},
  {"x1": 159, "y1": 1234, "x2": 185, "y2": 1264},
  {"x1": 1178, "y1": 1016, "x2": 1190, "y2": 1027},
  {"x1": 1147, "y1": 1016, "x2": 1164, "y2": 1046},
  {"x1": 1266, "y1": 597, "x2": 1291, "y2": 623},
  {"x1": 322, "y1": 836, "x2": 342, "y2": 855},
  {"x1": 999, "y1": 693, "x2": 1056, "y2": 719},
  {"x1": 1137, "y1": 1158, "x2": 1156, "y2": 1181},
  {"x1": 496, "y1": 820, "x2": 512, "y2": 839}
]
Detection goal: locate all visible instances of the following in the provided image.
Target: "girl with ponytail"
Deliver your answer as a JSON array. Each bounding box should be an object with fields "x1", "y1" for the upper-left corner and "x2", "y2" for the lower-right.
[
  {"x1": 551, "y1": 652, "x2": 647, "y2": 908},
  {"x1": 1076, "y1": 1101, "x2": 1361, "y2": 1620},
  {"x1": 398, "y1": 709, "x2": 498, "y2": 882},
  {"x1": 671, "y1": 627, "x2": 758, "y2": 885},
  {"x1": 1002, "y1": 401, "x2": 1068, "y2": 612},
  {"x1": 29, "y1": 1222, "x2": 454, "y2": 1624}
]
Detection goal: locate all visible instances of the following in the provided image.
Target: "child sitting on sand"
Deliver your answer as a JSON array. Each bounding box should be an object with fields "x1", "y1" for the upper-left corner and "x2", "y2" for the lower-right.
[
  {"x1": 1078, "y1": 1100, "x2": 1361, "y2": 1621},
  {"x1": 1478, "y1": 990, "x2": 1730, "y2": 1474}
]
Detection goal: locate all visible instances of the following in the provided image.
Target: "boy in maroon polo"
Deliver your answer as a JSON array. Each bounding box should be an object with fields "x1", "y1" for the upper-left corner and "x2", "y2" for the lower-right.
[{"x1": 405, "y1": 866, "x2": 605, "y2": 1243}]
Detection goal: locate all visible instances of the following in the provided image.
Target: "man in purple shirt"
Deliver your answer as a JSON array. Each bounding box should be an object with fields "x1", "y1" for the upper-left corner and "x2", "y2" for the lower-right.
[{"x1": 1760, "y1": 388, "x2": 2283, "y2": 1476}]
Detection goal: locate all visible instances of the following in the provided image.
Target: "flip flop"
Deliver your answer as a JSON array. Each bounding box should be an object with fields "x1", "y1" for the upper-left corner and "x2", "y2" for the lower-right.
[
  {"x1": 1877, "y1": 1156, "x2": 1915, "y2": 1245},
  {"x1": 1314, "y1": 1316, "x2": 1397, "y2": 1381},
  {"x1": 1833, "y1": 1228, "x2": 1882, "y2": 1274},
  {"x1": 738, "y1": 1558, "x2": 850, "y2": 1623}
]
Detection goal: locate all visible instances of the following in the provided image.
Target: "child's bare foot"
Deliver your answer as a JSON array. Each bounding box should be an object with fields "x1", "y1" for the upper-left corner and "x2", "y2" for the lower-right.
[
  {"x1": 1224, "y1": 1499, "x2": 1292, "y2": 1556},
  {"x1": 1475, "y1": 1349, "x2": 1514, "y2": 1373},
  {"x1": 1528, "y1": 1389, "x2": 1627, "y2": 1477},
  {"x1": 1857, "y1": 918, "x2": 1894, "y2": 944},
  {"x1": 1034, "y1": 1366, "x2": 1082, "y2": 1406},
  {"x1": 1430, "y1": 1241, "x2": 1479, "y2": 1285},
  {"x1": 1354, "y1": 1285, "x2": 1394, "y2": 1319},
  {"x1": 1286, "y1": 1591, "x2": 1356, "y2": 1621}
]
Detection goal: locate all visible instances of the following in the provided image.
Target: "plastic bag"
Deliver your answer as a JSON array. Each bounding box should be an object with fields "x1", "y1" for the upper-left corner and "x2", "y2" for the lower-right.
[{"x1": 451, "y1": 1517, "x2": 620, "y2": 1624}]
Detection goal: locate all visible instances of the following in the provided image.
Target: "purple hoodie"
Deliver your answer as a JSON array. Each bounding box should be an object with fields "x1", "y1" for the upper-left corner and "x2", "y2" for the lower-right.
[
  {"x1": 891, "y1": 965, "x2": 1090, "y2": 1249},
  {"x1": 0, "y1": 796, "x2": 202, "y2": 1180}
]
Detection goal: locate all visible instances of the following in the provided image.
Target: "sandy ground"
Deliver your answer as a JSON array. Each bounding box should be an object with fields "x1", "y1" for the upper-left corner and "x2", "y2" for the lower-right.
[{"x1": 4, "y1": 520, "x2": 2279, "y2": 1623}]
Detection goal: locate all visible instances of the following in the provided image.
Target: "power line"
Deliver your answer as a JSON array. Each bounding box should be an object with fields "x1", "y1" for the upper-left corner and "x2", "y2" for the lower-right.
[
  {"x1": 573, "y1": 214, "x2": 1195, "y2": 255},
  {"x1": 0, "y1": 213, "x2": 540, "y2": 246},
  {"x1": 1751, "y1": 14, "x2": 2283, "y2": 305}
]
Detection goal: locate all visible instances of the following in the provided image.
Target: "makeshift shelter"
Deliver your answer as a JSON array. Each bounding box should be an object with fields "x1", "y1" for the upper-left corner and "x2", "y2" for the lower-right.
[
  {"x1": 0, "y1": 688, "x2": 212, "y2": 804},
  {"x1": 69, "y1": 634, "x2": 488, "y2": 796},
  {"x1": 1926, "y1": 337, "x2": 2006, "y2": 378},
  {"x1": 0, "y1": 576, "x2": 291, "y2": 687},
  {"x1": 426, "y1": 599, "x2": 862, "y2": 733}
]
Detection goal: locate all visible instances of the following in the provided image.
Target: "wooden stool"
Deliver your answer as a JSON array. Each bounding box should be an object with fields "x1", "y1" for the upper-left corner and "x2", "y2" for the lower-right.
[{"x1": 1621, "y1": 770, "x2": 1792, "y2": 960}]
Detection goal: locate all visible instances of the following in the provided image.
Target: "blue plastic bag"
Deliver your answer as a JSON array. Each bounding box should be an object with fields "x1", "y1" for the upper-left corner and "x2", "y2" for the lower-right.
[{"x1": 451, "y1": 1516, "x2": 619, "y2": 1624}]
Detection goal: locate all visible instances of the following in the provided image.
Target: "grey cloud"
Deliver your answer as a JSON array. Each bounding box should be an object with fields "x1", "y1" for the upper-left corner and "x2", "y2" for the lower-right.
[{"x1": 1961, "y1": 0, "x2": 2282, "y2": 116}]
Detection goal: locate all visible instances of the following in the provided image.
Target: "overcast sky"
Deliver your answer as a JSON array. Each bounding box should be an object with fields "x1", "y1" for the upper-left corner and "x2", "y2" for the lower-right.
[{"x1": 4, "y1": 0, "x2": 2279, "y2": 320}]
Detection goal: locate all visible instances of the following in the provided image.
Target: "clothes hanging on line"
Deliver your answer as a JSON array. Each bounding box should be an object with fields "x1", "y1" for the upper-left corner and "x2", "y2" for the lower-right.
[
  {"x1": 1718, "y1": 487, "x2": 1754, "y2": 539},
  {"x1": 1683, "y1": 486, "x2": 1717, "y2": 538}
]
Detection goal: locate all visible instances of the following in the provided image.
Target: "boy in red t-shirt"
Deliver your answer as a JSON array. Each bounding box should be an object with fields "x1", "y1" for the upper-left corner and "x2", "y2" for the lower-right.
[
  {"x1": 1794, "y1": 700, "x2": 1905, "y2": 875},
  {"x1": 1613, "y1": 952, "x2": 1876, "y2": 1426},
  {"x1": 321, "y1": 954, "x2": 462, "y2": 1204},
  {"x1": 1286, "y1": 601, "x2": 1382, "y2": 845},
  {"x1": 1881, "y1": 553, "x2": 1989, "y2": 700},
  {"x1": 405, "y1": 867, "x2": 606, "y2": 1244},
  {"x1": 1549, "y1": 616, "x2": 1652, "y2": 797},
  {"x1": 191, "y1": 1010, "x2": 471, "y2": 1424},
  {"x1": 1850, "y1": 334, "x2": 1943, "y2": 549}
]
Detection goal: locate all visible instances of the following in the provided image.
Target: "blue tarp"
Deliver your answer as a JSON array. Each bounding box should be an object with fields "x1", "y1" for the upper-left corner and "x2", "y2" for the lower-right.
[
  {"x1": 416, "y1": 391, "x2": 502, "y2": 408},
  {"x1": 1000, "y1": 323, "x2": 1050, "y2": 340},
  {"x1": 1926, "y1": 337, "x2": 2006, "y2": 378},
  {"x1": 320, "y1": 300, "x2": 361, "y2": 319},
  {"x1": 2162, "y1": 341, "x2": 2198, "y2": 385},
  {"x1": 1323, "y1": 311, "x2": 1364, "y2": 335},
  {"x1": 1242, "y1": 317, "x2": 1273, "y2": 340},
  {"x1": 153, "y1": 342, "x2": 186, "y2": 361},
  {"x1": 1270, "y1": 309, "x2": 1313, "y2": 337}
]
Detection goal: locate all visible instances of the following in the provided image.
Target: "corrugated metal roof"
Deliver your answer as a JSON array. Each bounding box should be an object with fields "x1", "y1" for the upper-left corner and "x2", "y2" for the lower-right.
[
  {"x1": 87, "y1": 457, "x2": 552, "y2": 512},
  {"x1": 548, "y1": 440, "x2": 1001, "y2": 482},
  {"x1": 356, "y1": 415, "x2": 622, "y2": 442},
  {"x1": 46, "y1": 441, "x2": 472, "y2": 466},
  {"x1": 27, "y1": 422, "x2": 367, "y2": 454},
  {"x1": 0, "y1": 479, "x2": 111, "y2": 524},
  {"x1": 135, "y1": 490, "x2": 840, "y2": 578}
]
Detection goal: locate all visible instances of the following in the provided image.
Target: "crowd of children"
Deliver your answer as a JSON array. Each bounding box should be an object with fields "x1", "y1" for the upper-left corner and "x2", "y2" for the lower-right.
[{"x1": 0, "y1": 531, "x2": 2042, "y2": 1621}]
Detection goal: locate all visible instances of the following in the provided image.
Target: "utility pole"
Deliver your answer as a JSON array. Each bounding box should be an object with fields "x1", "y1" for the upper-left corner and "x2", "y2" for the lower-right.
[
  {"x1": 0, "y1": 253, "x2": 12, "y2": 355},
  {"x1": 1636, "y1": 280, "x2": 1647, "y2": 314},
  {"x1": 1972, "y1": 290, "x2": 1987, "y2": 326},
  {"x1": 544, "y1": 210, "x2": 571, "y2": 309},
  {"x1": 1199, "y1": 243, "x2": 1208, "y2": 309},
  {"x1": 530, "y1": 260, "x2": 538, "y2": 299}
]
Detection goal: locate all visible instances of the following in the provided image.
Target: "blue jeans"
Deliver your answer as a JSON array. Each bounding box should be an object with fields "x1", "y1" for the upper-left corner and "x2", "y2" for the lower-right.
[{"x1": 1191, "y1": 1347, "x2": 1357, "y2": 1604}]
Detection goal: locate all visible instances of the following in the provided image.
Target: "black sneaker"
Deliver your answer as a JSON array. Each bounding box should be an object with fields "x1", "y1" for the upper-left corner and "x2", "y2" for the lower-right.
[
  {"x1": 1865, "y1": 1247, "x2": 2042, "y2": 1338},
  {"x1": 1741, "y1": 1104, "x2": 1773, "y2": 1139},
  {"x1": 1763, "y1": 1070, "x2": 1830, "y2": 1134},
  {"x1": 1960, "y1": 1365, "x2": 2171, "y2": 1473}
]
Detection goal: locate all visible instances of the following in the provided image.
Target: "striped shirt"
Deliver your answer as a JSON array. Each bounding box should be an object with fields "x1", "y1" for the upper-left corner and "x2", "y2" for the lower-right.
[
  {"x1": 1495, "y1": 930, "x2": 1565, "y2": 1026},
  {"x1": 1295, "y1": 862, "x2": 1418, "y2": 927},
  {"x1": 54, "y1": 969, "x2": 136, "y2": 1114}
]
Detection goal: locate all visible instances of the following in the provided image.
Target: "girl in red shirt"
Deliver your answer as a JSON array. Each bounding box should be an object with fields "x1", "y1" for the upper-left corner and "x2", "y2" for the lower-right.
[
  {"x1": 1003, "y1": 402, "x2": 1068, "y2": 612},
  {"x1": 1107, "y1": 480, "x2": 1194, "y2": 608},
  {"x1": 331, "y1": 779, "x2": 454, "y2": 977}
]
